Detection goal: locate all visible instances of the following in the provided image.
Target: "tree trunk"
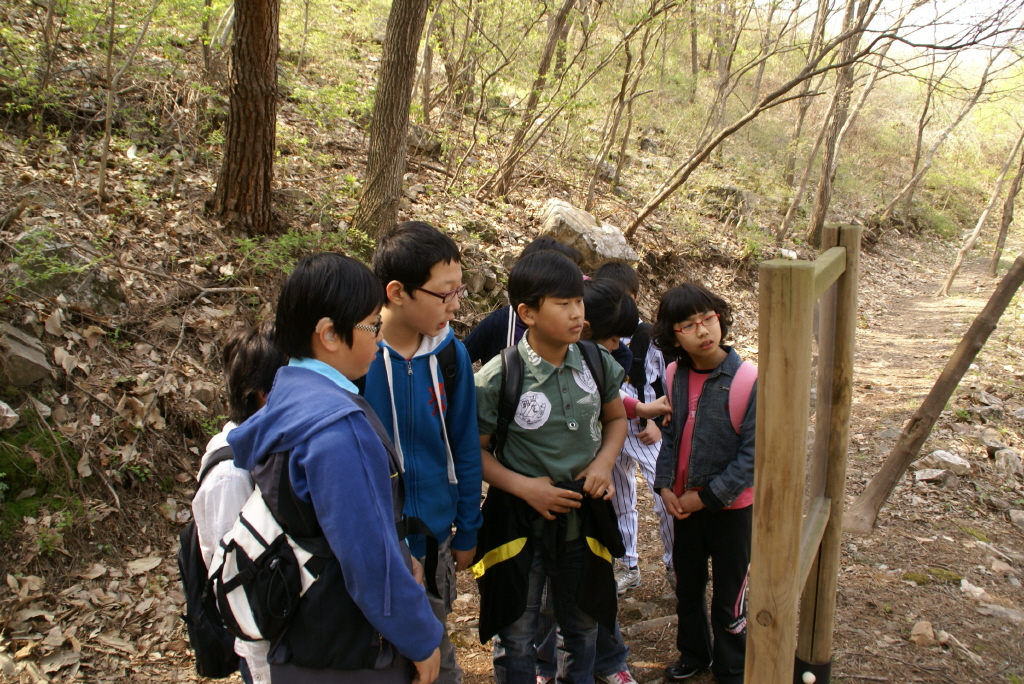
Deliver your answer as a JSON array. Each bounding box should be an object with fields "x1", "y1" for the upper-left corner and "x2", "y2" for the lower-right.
[
  {"x1": 939, "y1": 125, "x2": 1024, "y2": 295},
  {"x1": 688, "y1": 0, "x2": 698, "y2": 101},
  {"x1": 751, "y1": 0, "x2": 778, "y2": 105},
  {"x1": 98, "y1": 0, "x2": 160, "y2": 205},
  {"x1": 991, "y1": 143, "x2": 1024, "y2": 276},
  {"x1": 420, "y1": 4, "x2": 438, "y2": 125},
  {"x1": 879, "y1": 51, "x2": 1000, "y2": 224},
  {"x1": 350, "y1": 0, "x2": 429, "y2": 240},
  {"x1": 803, "y1": 0, "x2": 875, "y2": 246},
  {"x1": 776, "y1": 88, "x2": 837, "y2": 242},
  {"x1": 782, "y1": 0, "x2": 830, "y2": 186},
  {"x1": 487, "y1": 0, "x2": 575, "y2": 198},
  {"x1": 213, "y1": 0, "x2": 279, "y2": 235},
  {"x1": 845, "y1": 253, "x2": 1024, "y2": 535}
]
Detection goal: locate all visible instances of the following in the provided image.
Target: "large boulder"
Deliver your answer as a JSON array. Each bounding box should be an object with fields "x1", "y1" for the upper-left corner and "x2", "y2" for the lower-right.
[
  {"x1": 0, "y1": 323, "x2": 51, "y2": 386},
  {"x1": 539, "y1": 199, "x2": 638, "y2": 271}
]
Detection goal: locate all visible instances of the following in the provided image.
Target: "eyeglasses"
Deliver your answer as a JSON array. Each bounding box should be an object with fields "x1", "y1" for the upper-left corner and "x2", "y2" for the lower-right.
[
  {"x1": 354, "y1": 316, "x2": 383, "y2": 335},
  {"x1": 418, "y1": 283, "x2": 468, "y2": 304},
  {"x1": 674, "y1": 313, "x2": 721, "y2": 335}
]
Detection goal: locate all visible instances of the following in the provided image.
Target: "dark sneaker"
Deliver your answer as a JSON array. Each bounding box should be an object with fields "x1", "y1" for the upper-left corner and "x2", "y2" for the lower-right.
[{"x1": 665, "y1": 662, "x2": 702, "y2": 680}]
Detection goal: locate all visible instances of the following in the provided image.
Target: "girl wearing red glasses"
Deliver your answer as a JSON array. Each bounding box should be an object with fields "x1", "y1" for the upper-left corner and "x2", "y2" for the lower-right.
[{"x1": 649, "y1": 283, "x2": 756, "y2": 684}]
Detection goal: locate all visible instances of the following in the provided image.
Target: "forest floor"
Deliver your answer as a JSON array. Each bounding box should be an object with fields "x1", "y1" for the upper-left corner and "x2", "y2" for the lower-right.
[{"x1": 6, "y1": 231, "x2": 1023, "y2": 684}]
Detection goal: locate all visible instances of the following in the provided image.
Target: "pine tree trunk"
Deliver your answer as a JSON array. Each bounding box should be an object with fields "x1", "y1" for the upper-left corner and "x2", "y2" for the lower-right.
[
  {"x1": 351, "y1": 0, "x2": 430, "y2": 240},
  {"x1": 213, "y1": 0, "x2": 279, "y2": 235}
]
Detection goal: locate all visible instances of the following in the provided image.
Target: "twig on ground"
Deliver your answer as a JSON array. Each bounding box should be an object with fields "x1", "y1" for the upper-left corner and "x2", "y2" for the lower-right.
[{"x1": 69, "y1": 380, "x2": 119, "y2": 413}]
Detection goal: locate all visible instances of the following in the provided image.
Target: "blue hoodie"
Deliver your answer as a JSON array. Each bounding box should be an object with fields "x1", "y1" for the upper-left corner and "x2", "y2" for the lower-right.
[
  {"x1": 227, "y1": 360, "x2": 442, "y2": 663},
  {"x1": 363, "y1": 325, "x2": 483, "y2": 556}
]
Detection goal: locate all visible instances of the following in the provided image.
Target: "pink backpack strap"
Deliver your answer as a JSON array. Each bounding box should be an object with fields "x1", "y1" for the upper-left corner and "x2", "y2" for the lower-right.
[{"x1": 729, "y1": 361, "x2": 757, "y2": 434}]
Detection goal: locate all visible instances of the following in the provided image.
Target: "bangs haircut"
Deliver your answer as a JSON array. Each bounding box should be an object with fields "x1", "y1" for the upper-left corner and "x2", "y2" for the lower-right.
[
  {"x1": 222, "y1": 321, "x2": 287, "y2": 424},
  {"x1": 594, "y1": 261, "x2": 640, "y2": 296},
  {"x1": 652, "y1": 283, "x2": 733, "y2": 359},
  {"x1": 372, "y1": 221, "x2": 461, "y2": 294},
  {"x1": 508, "y1": 251, "x2": 584, "y2": 310},
  {"x1": 520, "y1": 236, "x2": 584, "y2": 266},
  {"x1": 583, "y1": 278, "x2": 636, "y2": 341},
  {"x1": 276, "y1": 252, "x2": 385, "y2": 359}
]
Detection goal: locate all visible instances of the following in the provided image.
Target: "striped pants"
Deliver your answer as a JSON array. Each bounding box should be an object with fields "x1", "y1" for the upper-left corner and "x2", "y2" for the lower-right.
[{"x1": 610, "y1": 428, "x2": 674, "y2": 569}]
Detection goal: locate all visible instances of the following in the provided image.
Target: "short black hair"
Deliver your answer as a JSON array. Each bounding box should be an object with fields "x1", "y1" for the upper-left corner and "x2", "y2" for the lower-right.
[
  {"x1": 652, "y1": 283, "x2": 733, "y2": 359},
  {"x1": 583, "y1": 278, "x2": 638, "y2": 341},
  {"x1": 276, "y1": 252, "x2": 385, "y2": 358},
  {"x1": 222, "y1": 321, "x2": 287, "y2": 424},
  {"x1": 508, "y1": 250, "x2": 584, "y2": 310},
  {"x1": 373, "y1": 221, "x2": 461, "y2": 295},
  {"x1": 520, "y1": 236, "x2": 584, "y2": 266},
  {"x1": 594, "y1": 261, "x2": 640, "y2": 297}
]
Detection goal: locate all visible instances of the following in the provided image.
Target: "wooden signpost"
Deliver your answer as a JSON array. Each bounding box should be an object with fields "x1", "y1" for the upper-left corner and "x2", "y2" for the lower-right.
[{"x1": 745, "y1": 224, "x2": 862, "y2": 684}]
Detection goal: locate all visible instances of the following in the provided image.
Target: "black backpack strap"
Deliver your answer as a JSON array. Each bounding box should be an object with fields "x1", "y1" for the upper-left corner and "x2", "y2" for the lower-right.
[
  {"x1": 197, "y1": 445, "x2": 237, "y2": 486},
  {"x1": 493, "y1": 346, "x2": 524, "y2": 462},
  {"x1": 437, "y1": 339, "x2": 459, "y2": 435},
  {"x1": 577, "y1": 339, "x2": 607, "y2": 400},
  {"x1": 627, "y1": 323, "x2": 652, "y2": 397}
]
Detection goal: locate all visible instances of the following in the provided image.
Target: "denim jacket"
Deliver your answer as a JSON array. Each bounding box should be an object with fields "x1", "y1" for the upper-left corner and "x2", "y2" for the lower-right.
[{"x1": 653, "y1": 346, "x2": 756, "y2": 511}]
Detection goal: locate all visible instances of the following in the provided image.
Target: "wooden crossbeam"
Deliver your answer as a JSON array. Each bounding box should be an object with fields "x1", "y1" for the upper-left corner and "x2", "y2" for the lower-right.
[{"x1": 813, "y1": 247, "x2": 847, "y2": 298}]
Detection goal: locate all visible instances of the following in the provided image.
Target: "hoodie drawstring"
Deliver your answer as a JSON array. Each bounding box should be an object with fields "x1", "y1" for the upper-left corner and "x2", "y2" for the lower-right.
[{"x1": 382, "y1": 354, "x2": 405, "y2": 473}]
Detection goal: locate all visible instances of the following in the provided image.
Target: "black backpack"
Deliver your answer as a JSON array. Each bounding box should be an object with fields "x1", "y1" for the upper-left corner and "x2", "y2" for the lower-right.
[
  {"x1": 177, "y1": 446, "x2": 244, "y2": 679},
  {"x1": 492, "y1": 339, "x2": 606, "y2": 459}
]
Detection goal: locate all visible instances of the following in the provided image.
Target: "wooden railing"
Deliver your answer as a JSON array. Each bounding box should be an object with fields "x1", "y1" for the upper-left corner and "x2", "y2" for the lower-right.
[{"x1": 745, "y1": 224, "x2": 862, "y2": 684}]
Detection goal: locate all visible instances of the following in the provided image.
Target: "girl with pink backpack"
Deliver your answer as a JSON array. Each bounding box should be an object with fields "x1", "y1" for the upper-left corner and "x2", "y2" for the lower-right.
[{"x1": 649, "y1": 284, "x2": 756, "y2": 684}]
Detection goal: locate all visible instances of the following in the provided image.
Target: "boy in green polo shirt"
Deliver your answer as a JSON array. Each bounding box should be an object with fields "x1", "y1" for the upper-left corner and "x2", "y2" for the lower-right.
[{"x1": 472, "y1": 250, "x2": 628, "y2": 684}]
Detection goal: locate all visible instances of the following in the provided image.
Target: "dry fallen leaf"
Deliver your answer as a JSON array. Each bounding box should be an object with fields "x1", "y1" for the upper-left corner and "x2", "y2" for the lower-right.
[
  {"x1": 44, "y1": 310, "x2": 64, "y2": 336},
  {"x1": 77, "y1": 453, "x2": 92, "y2": 478},
  {"x1": 126, "y1": 556, "x2": 162, "y2": 576},
  {"x1": 78, "y1": 563, "x2": 106, "y2": 580}
]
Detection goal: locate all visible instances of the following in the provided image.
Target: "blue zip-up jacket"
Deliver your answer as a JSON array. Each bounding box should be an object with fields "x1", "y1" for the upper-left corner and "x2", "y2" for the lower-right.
[
  {"x1": 653, "y1": 346, "x2": 756, "y2": 510},
  {"x1": 228, "y1": 361, "x2": 442, "y2": 662},
  {"x1": 363, "y1": 325, "x2": 484, "y2": 556}
]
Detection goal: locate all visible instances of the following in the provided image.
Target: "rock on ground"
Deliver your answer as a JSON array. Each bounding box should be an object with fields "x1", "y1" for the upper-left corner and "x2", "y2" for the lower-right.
[{"x1": 539, "y1": 199, "x2": 638, "y2": 270}]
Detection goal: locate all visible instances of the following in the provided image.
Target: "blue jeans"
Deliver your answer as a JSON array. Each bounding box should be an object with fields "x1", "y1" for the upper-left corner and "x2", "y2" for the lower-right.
[
  {"x1": 536, "y1": 592, "x2": 629, "y2": 678},
  {"x1": 494, "y1": 538, "x2": 598, "y2": 684}
]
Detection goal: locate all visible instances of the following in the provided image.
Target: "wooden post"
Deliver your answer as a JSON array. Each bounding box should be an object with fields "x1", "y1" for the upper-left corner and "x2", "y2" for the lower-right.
[
  {"x1": 794, "y1": 224, "x2": 862, "y2": 682},
  {"x1": 745, "y1": 260, "x2": 816, "y2": 684}
]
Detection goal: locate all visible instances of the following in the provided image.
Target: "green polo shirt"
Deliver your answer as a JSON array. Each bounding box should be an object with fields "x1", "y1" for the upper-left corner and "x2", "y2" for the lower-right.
[{"x1": 476, "y1": 334, "x2": 625, "y2": 482}]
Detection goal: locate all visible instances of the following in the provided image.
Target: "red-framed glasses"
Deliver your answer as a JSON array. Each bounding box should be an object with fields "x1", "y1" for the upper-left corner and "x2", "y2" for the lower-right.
[{"x1": 674, "y1": 313, "x2": 721, "y2": 335}]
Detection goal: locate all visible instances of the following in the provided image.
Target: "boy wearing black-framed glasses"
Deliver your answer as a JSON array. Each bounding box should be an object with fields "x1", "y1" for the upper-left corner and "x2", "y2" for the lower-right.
[{"x1": 364, "y1": 221, "x2": 483, "y2": 684}]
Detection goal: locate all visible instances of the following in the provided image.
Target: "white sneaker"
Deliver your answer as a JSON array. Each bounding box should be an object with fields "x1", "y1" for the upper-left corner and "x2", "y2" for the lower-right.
[
  {"x1": 598, "y1": 670, "x2": 639, "y2": 684},
  {"x1": 616, "y1": 565, "x2": 641, "y2": 595}
]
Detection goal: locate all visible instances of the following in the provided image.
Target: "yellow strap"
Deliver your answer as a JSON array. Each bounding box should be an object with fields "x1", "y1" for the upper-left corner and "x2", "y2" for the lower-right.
[
  {"x1": 469, "y1": 538, "x2": 528, "y2": 579},
  {"x1": 585, "y1": 536, "x2": 612, "y2": 563}
]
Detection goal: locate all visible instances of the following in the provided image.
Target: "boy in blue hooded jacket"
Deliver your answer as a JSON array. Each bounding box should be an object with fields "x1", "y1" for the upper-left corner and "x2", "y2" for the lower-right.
[
  {"x1": 363, "y1": 221, "x2": 484, "y2": 684},
  {"x1": 227, "y1": 253, "x2": 441, "y2": 683}
]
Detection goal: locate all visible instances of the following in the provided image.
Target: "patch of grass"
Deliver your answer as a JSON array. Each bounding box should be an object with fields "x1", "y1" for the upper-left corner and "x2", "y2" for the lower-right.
[
  {"x1": 927, "y1": 567, "x2": 963, "y2": 583},
  {"x1": 236, "y1": 227, "x2": 374, "y2": 276},
  {"x1": 0, "y1": 408, "x2": 82, "y2": 538},
  {"x1": 960, "y1": 526, "x2": 990, "y2": 543},
  {"x1": 902, "y1": 572, "x2": 930, "y2": 586}
]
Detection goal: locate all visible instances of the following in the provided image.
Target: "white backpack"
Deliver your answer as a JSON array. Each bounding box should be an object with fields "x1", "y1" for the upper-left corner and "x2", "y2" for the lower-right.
[{"x1": 207, "y1": 485, "x2": 324, "y2": 642}]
